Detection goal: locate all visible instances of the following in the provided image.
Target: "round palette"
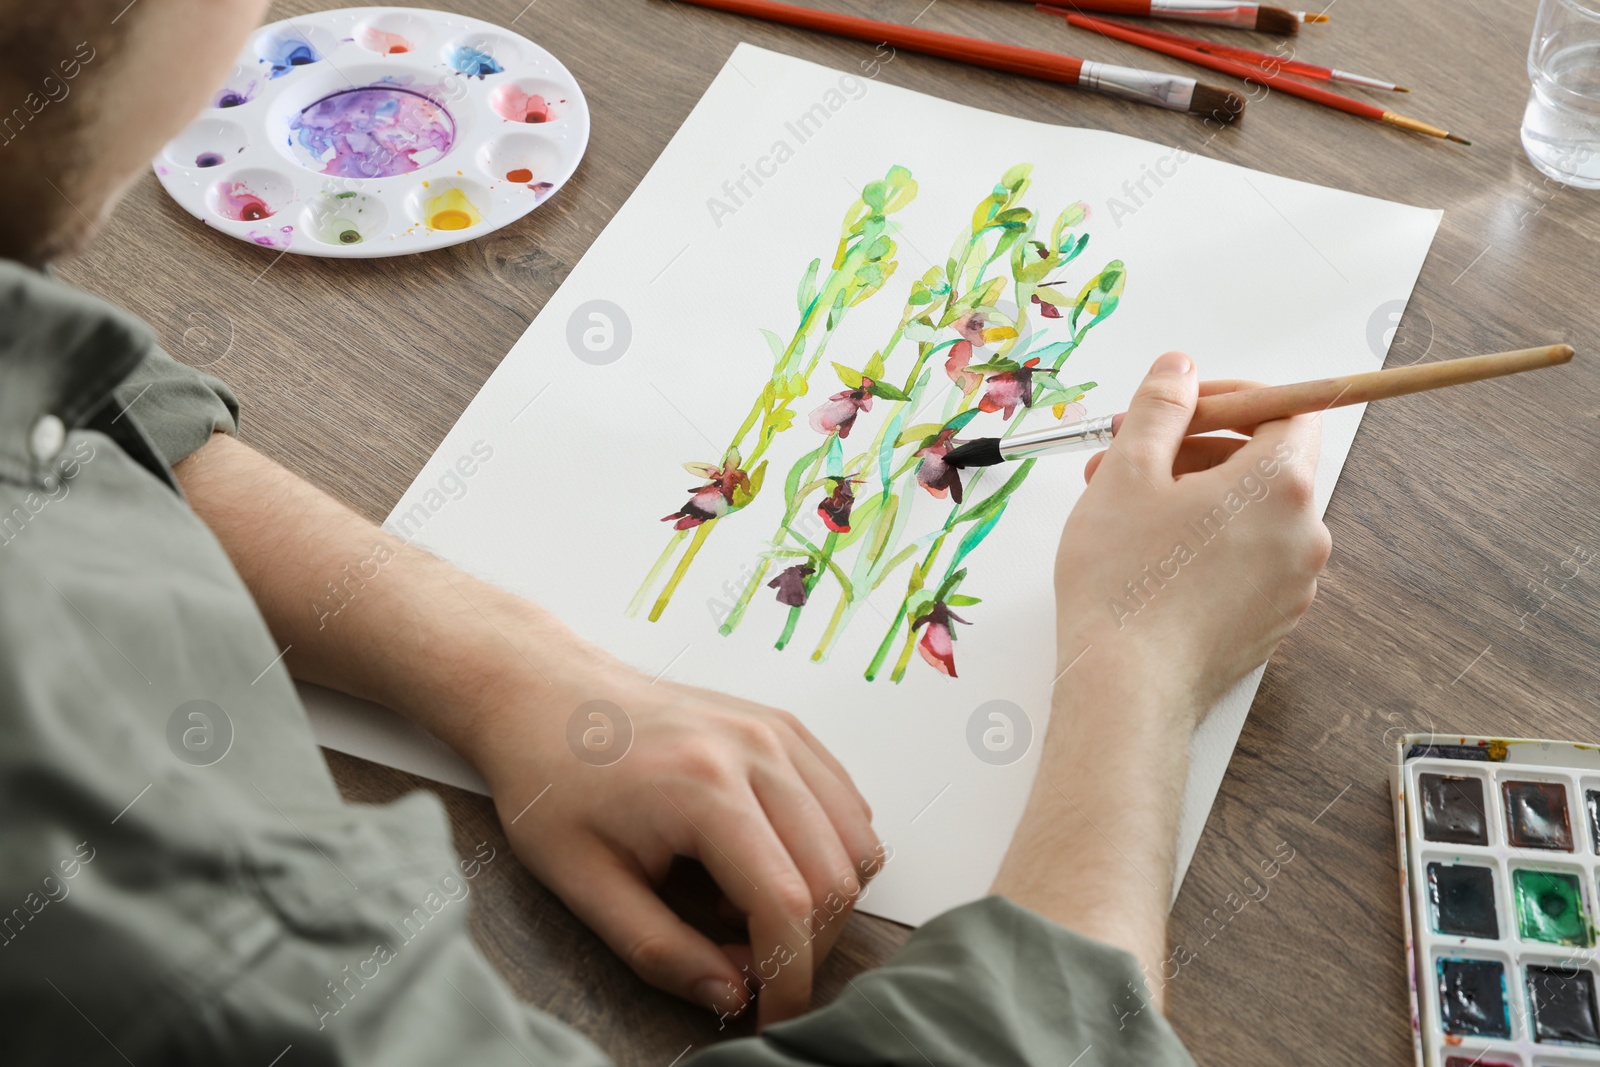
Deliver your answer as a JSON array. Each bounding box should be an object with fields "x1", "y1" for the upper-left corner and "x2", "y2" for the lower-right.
[{"x1": 152, "y1": 7, "x2": 589, "y2": 258}]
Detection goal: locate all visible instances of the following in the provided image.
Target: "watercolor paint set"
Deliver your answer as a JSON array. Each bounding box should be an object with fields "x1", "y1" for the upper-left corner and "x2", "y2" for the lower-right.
[
  {"x1": 1395, "y1": 734, "x2": 1600, "y2": 1066},
  {"x1": 153, "y1": 6, "x2": 589, "y2": 257}
]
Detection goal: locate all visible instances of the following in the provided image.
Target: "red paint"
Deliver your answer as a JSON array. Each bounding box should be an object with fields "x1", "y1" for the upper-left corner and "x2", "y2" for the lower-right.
[
  {"x1": 506, "y1": 167, "x2": 533, "y2": 183},
  {"x1": 523, "y1": 95, "x2": 549, "y2": 123},
  {"x1": 239, "y1": 200, "x2": 270, "y2": 221}
]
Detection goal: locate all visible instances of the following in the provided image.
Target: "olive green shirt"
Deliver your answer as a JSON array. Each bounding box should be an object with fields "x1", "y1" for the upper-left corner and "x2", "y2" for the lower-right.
[{"x1": 0, "y1": 258, "x2": 1195, "y2": 1066}]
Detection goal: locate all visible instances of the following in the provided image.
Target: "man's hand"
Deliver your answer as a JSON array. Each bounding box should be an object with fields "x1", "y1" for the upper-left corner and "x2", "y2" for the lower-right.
[
  {"x1": 174, "y1": 434, "x2": 881, "y2": 1030},
  {"x1": 471, "y1": 667, "x2": 882, "y2": 1028}
]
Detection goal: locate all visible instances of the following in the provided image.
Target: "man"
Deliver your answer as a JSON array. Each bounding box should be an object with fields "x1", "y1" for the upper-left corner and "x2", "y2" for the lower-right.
[{"x1": 0, "y1": 2, "x2": 1329, "y2": 1062}]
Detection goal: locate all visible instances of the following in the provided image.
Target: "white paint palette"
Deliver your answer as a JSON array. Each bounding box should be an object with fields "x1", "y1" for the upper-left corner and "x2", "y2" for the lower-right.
[
  {"x1": 1394, "y1": 734, "x2": 1600, "y2": 1067},
  {"x1": 153, "y1": 6, "x2": 589, "y2": 258}
]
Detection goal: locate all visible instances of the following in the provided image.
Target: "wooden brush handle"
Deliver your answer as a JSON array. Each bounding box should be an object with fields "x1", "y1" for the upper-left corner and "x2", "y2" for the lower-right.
[{"x1": 1180, "y1": 344, "x2": 1574, "y2": 435}]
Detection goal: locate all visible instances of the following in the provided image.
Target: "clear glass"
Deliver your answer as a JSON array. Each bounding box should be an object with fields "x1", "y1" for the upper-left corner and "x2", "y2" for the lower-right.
[{"x1": 1522, "y1": 0, "x2": 1600, "y2": 189}]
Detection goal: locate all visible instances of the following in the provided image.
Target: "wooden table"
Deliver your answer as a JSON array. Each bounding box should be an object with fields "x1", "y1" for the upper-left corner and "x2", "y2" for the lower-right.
[{"x1": 61, "y1": 0, "x2": 1599, "y2": 1061}]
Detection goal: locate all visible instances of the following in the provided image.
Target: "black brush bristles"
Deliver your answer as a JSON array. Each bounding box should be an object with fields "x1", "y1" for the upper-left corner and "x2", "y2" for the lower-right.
[
  {"x1": 1188, "y1": 83, "x2": 1246, "y2": 126},
  {"x1": 1252, "y1": 5, "x2": 1302, "y2": 35},
  {"x1": 943, "y1": 438, "x2": 1004, "y2": 470}
]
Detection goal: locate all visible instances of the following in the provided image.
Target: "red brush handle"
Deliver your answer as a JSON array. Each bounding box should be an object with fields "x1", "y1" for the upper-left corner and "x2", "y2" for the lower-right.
[
  {"x1": 678, "y1": 0, "x2": 1086, "y2": 83},
  {"x1": 1036, "y1": 0, "x2": 1156, "y2": 13}
]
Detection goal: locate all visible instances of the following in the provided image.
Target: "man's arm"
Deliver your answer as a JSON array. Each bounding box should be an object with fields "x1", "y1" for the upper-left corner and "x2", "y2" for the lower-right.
[
  {"x1": 173, "y1": 434, "x2": 881, "y2": 1029},
  {"x1": 993, "y1": 352, "x2": 1329, "y2": 1004}
]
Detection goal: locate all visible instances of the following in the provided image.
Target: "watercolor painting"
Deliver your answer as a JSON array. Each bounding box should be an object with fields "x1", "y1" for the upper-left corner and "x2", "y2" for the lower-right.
[{"x1": 628, "y1": 162, "x2": 1126, "y2": 682}]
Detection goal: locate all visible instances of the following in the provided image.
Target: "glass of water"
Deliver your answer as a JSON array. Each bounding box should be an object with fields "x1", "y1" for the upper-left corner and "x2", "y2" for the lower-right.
[{"x1": 1522, "y1": 0, "x2": 1600, "y2": 189}]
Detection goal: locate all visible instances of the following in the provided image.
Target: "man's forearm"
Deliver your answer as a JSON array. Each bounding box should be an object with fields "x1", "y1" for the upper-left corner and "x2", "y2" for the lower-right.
[
  {"x1": 172, "y1": 433, "x2": 594, "y2": 771},
  {"x1": 989, "y1": 643, "x2": 1201, "y2": 1010}
]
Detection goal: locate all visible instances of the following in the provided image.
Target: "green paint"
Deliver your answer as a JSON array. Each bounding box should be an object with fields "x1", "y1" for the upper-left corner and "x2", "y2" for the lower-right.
[{"x1": 1514, "y1": 869, "x2": 1593, "y2": 946}]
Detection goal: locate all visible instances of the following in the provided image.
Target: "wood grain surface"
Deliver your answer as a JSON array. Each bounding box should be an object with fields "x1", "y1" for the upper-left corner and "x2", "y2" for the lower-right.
[{"x1": 58, "y1": 0, "x2": 1600, "y2": 1062}]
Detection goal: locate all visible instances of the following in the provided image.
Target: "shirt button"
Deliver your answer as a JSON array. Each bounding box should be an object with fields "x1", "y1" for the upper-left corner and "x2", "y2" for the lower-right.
[{"x1": 29, "y1": 414, "x2": 66, "y2": 462}]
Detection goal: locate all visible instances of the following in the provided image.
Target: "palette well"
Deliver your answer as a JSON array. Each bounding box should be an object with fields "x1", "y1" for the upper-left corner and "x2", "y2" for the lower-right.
[
  {"x1": 152, "y1": 7, "x2": 589, "y2": 258},
  {"x1": 1395, "y1": 735, "x2": 1600, "y2": 1066}
]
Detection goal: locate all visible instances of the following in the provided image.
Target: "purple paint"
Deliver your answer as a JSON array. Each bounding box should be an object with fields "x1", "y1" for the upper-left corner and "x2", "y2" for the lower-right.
[
  {"x1": 195, "y1": 152, "x2": 224, "y2": 168},
  {"x1": 215, "y1": 87, "x2": 254, "y2": 108},
  {"x1": 288, "y1": 84, "x2": 455, "y2": 178}
]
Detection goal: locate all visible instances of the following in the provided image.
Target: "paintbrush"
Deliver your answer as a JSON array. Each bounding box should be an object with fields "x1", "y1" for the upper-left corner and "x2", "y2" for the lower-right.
[
  {"x1": 1031, "y1": 0, "x2": 1322, "y2": 35},
  {"x1": 1047, "y1": 9, "x2": 1469, "y2": 142},
  {"x1": 673, "y1": 0, "x2": 1246, "y2": 123},
  {"x1": 943, "y1": 344, "x2": 1574, "y2": 468},
  {"x1": 1060, "y1": 16, "x2": 1406, "y2": 91}
]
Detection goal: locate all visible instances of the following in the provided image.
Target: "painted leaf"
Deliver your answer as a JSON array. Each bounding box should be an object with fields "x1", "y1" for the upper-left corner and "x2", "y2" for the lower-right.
[
  {"x1": 947, "y1": 594, "x2": 983, "y2": 607},
  {"x1": 868, "y1": 380, "x2": 909, "y2": 402},
  {"x1": 895, "y1": 422, "x2": 944, "y2": 447},
  {"x1": 797, "y1": 258, "x2": 820, "y2": 314},
  {"x1": 832, "y1": 362, "x2": 863, "y2": 389},
  {"x1": 682, "y1": 462, "x2": 720, "y2": 478},
  {"x1": 760, "y1": 328, "x2": 787, "y2": 366},
  {"x1": 952, "y1": 507, "x2": 1006, "y2": 569},
  {"x1": 945, "y1": 408, "x2": 981, "y2": 433},
  {"x1": 783, "y1": 443, "x2": 825, "y2": 508},
  {"x1": 863, "y1": 351, "x2": 885, "y2": 381}
]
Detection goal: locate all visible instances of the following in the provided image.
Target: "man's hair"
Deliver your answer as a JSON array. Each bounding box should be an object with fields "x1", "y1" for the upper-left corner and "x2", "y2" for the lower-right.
[{"x1": 0, "y1": 2, "x2": 125, "y2": 264}]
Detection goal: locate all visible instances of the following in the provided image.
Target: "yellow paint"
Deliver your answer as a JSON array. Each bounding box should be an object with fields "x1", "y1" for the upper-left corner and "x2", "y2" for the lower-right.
[
  {"x1": 1487, "y1": 739, "x2": 1509, "y2": 761},
  {"x1": 424, "y1": 187, "x2": 482, "y2": 231}
]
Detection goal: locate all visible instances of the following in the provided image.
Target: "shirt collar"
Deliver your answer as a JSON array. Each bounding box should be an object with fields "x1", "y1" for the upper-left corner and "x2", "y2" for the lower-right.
[{"x1": 0, "y1": 257, "x2": 153, "y2": 485}]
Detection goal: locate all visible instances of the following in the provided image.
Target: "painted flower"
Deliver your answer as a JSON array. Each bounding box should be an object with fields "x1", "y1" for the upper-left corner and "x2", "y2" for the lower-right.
[
  {"x1": 912, "y1": 602, "x2": 969, "y2": 677},
  {"x1": 808, "y1": 380, "x2": 874, "y2": 439},
  {"x1": 978, "y1": 357, "x2": 1041, "y2": 420},
  {"x1": 944, "y1": 341, "x2": 981, "y2": 396},
  {"x1": 951, "y1": 311, "x2": 991, "y2": 347},
  {"x1": 768, "y1": 563, "x2": 815, "y2": 607},
  {"x1": 816, "y1": 477, "x2": 862, "y2": 533},
  {"x1": 661, "y1": 462, "x2": 750, "y2": 530},
  {"x1": 1031, "y1": 292, "x2": 1063, "y2": 319},
  {"x1": 914, "y1": 428, "x2": 963, "y2": 504}
]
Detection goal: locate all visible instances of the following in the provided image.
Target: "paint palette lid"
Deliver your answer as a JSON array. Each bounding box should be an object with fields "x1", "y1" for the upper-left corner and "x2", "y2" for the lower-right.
[{"x1": 151, "y1": 7, "x2": 589, "y2": 258}]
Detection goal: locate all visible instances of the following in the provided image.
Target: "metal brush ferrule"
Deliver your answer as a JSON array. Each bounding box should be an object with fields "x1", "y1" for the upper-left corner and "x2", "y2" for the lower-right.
[
  {"x1": 1150, "y1": 0, "x2": 1260, "y2": 28},
  {"x1": 1077, "y1": 61, "x2": 1197, "y2": 111},
  {"x1": 998, "y1": 414, "x2": 1118, "y2": 461}
]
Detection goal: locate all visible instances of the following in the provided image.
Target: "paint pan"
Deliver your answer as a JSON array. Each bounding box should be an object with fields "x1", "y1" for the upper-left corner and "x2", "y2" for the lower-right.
[
  {"x1": 1395, "y1": 734, "x2": 1600, "y2": 1066},
  {"x1": 152, "y1": 7, "x2": 590, "y2": 258}
]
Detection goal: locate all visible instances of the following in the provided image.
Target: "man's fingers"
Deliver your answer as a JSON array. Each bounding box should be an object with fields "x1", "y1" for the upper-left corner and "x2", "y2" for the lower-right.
[
  {"x1": 1106, "y1": 351, "x2": 1197, "y2": 482},
  {"x1": 751, "y1": 765, "x2": 862, "y2": 965},
  {"x1": 776, "y1": 731, "x2": 880, "y2": 880},
  {"x1": 546, "y1": 845, "x2": 750, "y2": 1019},
  {"x1": 1173, "y1": 436, "x2": 1250, "y2": 477},
  {"x1": 682, "y1": 792, "x2": 817, "y2": 1029},
  {"x1": 1087, "y1": 433, "x2": 1250, "y2": 483}
]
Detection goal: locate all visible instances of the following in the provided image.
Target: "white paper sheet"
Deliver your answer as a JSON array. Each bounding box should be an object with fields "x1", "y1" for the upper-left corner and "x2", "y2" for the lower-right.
[{"x1": 300, "y1": 44, "x2": 1440, "y2": 926}]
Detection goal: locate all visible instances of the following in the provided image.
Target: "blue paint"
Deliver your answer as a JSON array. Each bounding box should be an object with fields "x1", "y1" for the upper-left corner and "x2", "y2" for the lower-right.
[
  {"x1": 445, "y1": 44, "x2": 503, "y2": 79},
  {"x1": 260, "y1": 33, "x2": 321, "y2": 78}
]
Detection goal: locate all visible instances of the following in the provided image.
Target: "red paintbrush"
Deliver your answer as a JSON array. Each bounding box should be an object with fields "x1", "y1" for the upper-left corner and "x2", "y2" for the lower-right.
[
  {"x1": 674, "y1": 0, "x2": 1245, "y2": 122},
  {"x1": 1071, "y1": 17, "x2": 1406, "y2": 91},
  {"x1": 1031, "y1": 0, "x2": 1325, "y2": 36},
  {"x1": 1046, "y1": 9, "x2": 1470, "y2": 142}
]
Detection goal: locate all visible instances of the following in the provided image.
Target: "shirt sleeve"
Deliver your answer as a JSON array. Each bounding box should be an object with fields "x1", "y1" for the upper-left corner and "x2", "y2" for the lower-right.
[
  {"x1": 111, "y1": 344, "x2": 239, "y2": 469},
  {"x1": 690, "y1": 896, "x2": 1196, "y2": 1067}
]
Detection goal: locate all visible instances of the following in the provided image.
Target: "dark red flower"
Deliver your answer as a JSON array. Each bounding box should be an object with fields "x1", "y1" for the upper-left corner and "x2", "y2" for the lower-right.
[
  {"x1": 809, "y1": 380, "x2": 874, "y2": 438},
  {"x1": 911, "y1": 602, "x2": 969, "y2": 677},
  {"x1": 768, "y1": 563, "x2": 815, "y2": 607},
  {"x1": 914, "y1": 428, "x2": 963, "y2": 504},
  {"x1": 661, "y1": 462, "x2": 750, "y2": 530},
  {"x1": 816, "y1": 476, "x2": 862, "y2": 533},
  {"x1": 1031, "y1": 292, "x2": 1063, "y2": 319},
  {"x1": 978, "y1": 357, "x2": 1041, "y2": 420},
  {"x1": 944, "y1": 341, "x2": 981, "y2": 396}
]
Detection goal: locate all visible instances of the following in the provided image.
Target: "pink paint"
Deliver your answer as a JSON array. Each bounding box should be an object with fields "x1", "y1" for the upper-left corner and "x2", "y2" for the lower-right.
[
  {"x1": 216, "y1": 181, "x2": 274, "y2": 221},
  {"x1": 489, "y1": 85, "x2": 558, "y2": 124},
  {"x1": 356, "y1": 26, "x2": 411, "y2": 54},
  {"x1": 248, "y1": 225, "x2": 294, "y2": 249}
]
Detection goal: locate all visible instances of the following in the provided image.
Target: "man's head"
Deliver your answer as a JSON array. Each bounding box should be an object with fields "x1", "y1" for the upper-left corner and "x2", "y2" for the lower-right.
[{"x1": 0, "y1": 0, "x2": 270, "y2": 265}]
